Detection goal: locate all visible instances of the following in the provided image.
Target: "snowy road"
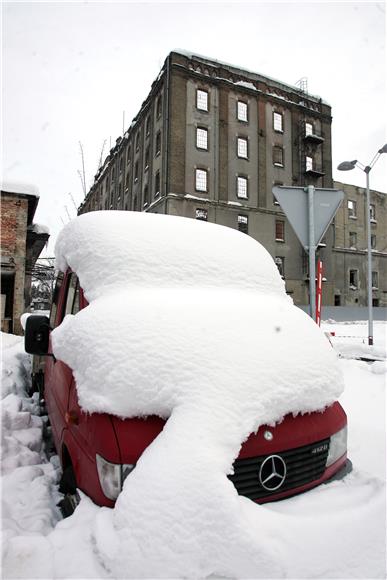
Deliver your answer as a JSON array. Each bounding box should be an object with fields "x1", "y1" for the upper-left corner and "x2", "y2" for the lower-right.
[{"x1": 1, "y1": 321, "x2": 386, "y2": 579}]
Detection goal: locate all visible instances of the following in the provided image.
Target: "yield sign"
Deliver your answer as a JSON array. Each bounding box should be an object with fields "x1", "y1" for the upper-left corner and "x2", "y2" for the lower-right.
[{"x1": 272, "y1": 186, "x2": 344, "y2": 249}]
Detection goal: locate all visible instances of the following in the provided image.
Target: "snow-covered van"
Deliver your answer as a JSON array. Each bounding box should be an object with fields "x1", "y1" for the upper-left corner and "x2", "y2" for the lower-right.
[{"x1": 24, "y1": 212, "x2": 350, "y2": 515}]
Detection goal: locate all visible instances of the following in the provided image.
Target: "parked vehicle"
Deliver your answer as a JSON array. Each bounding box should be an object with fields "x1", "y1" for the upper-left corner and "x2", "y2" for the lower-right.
[{"x1": 25, "y1": 268, "x2": 350, "y2": 516}]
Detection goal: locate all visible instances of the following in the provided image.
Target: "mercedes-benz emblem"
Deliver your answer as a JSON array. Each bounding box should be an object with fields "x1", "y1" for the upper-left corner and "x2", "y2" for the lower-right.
[{"x1": 259, "y1": 455, "x2": 287, "y2": 491}]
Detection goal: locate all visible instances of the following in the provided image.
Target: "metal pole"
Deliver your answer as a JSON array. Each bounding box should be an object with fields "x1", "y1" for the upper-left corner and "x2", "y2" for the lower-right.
[
  {"x1": 365, "y1": 168, "x2": 374, "y2": 345},
  {"x1": 307, "y1": 185, "x2": 316, "y2": 321}
]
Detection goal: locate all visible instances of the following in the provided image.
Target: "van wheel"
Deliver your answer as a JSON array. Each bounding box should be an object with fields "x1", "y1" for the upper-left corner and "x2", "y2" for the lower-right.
[{"x1": 58, "y1": 465, "x2": 80, "y2": 518}]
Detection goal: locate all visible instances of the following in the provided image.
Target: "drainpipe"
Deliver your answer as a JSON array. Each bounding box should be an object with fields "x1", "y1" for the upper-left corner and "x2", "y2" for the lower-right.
[{"x1": 163, "y1": 56, "x2": 171, "y2": 215}]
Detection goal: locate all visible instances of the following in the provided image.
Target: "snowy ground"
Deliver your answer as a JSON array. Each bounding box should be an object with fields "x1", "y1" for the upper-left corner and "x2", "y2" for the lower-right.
[{"x1": 1, "y1": 321, "x2": 386, "y2": 579}]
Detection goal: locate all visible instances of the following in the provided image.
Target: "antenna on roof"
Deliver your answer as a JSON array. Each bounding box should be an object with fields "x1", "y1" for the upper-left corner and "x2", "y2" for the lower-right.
[
  {"x1": 98, "y1": 140, "x2": 107, "y2": 170},
  {"x1": 78, "y1": 141, "x2": 87, "y2": 197},
  {"x1": 64, "y1": 205, "x2": 72, "y2": 221},
  {"x1": 68, "y1": 192, "x2": 78, "y2": 213},
  {"x1": 295, "y1": 77, "x2": 308, "y2": 93}
]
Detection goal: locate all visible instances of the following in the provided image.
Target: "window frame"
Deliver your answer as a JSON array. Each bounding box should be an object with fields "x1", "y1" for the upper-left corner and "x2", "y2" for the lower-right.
[
  {"x1": 195, "y1": 168, "x2": 208, "y2": 193},
  {"x1": 275, "y1": 219, "x2": 285, "y2": 242},
  {"x1": 196, "y1": 126, "x2": 209, "y2": 151},
  {"x1": 154, "y1": 170, "x2": 160, "y2": 198},
  {"x1": 349, "y1": 231, "x2": 357, "y2": 248},
  {"x1": 273, "y1": 111, "x2": 284, "y2": 133},
  {"x1": 236, "y1": 175, "x2": 248, "y2": 199},
  {"x1": 370, "y1": 203, "x2": 376, "y2": 222},
  {"x1": 349, "y1": 269, "x2": 358, "y2": 289},
  {"x1": 273, "y1": 146, "x2": 284, "y2": 167},
  {"x1": 237, "y1": 100, "x2": 248, "y2": 123},
  {"x1": 237, "y1": 136, "x2": 248, "y2": 159},
  {"x1": 237, "y1": 214, "x2": 248, "y2": 234},
  {"x1": 348, "y1": 199, "x2": 357, "y2": 219},
  {"x1": 196, "y1": 89, "x2": 209, "y2": 112},
  {"x1": 305, "y1": 155, "x2": 314, "y2": 171}
]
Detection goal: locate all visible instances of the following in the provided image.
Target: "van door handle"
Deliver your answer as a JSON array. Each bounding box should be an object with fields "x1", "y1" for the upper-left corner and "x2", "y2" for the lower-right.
[{"x1": 65, "y1": 410, "x2": 79, "y2": 425}]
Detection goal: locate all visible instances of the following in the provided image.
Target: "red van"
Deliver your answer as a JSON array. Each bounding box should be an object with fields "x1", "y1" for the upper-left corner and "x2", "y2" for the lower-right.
[{"x1": 25, "y1": 269, "x2": 350, "y2": 516}]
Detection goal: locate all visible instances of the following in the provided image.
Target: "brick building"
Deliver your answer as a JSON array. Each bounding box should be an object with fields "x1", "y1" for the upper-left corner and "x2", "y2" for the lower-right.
[
  {"x1": 78, "y1": 50, "x2": 386, "y2": 307},
  {"x1": 1, "y1": 186, "x2": 49, "y2": 334}
]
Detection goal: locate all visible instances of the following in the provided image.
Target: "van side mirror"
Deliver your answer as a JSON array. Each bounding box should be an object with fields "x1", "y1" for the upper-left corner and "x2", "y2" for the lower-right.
[{"x1": 25, "y1": 315, "x2": 50, "y2": 355}]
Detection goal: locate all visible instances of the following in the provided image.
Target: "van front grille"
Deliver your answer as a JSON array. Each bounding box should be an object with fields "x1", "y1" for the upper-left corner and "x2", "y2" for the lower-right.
[{"x1": 229, "y1": 438, "x2": 330, "y2": 501}]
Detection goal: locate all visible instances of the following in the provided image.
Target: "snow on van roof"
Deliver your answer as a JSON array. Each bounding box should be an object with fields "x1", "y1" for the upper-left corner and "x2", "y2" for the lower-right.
[
  {"x1": 55, "y1": 210, "x2": 286, "y2": 300},
  {"x1": 52, "y1": 211, "x2": 344, "y2": 578}
]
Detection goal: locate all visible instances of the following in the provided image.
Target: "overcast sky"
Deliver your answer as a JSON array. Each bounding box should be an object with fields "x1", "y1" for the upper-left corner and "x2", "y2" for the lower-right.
[{"x1": 2, "y1": 0, "x2": 386, "y2": 254}]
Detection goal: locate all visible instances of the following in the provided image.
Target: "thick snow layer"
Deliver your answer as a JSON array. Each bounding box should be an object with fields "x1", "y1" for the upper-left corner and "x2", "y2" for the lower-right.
[
  {"x1": 1, "y1": 334, "x2": 61, "y2": 549},
  {"x1": 50, "y1": 211, "x2": 345, "y2": 577},
  {"x1": 1, "y1": 323, "x2": 386, "y2": 578},
  {"x1": 55, "y1": 211, "x2": 286, "y2": 298},
  {"x1": 1, "y1": 180, "x2": 40, "y2": 197}
]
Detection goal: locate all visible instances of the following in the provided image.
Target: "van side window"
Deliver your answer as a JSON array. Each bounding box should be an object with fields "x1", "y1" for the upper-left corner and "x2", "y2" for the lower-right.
[
  {"x1": 49, "y1": 272, "x2": 64, "y2": 328},
  {"x1": 65, "y1": 274, "x2": 80, "y2": 316}
]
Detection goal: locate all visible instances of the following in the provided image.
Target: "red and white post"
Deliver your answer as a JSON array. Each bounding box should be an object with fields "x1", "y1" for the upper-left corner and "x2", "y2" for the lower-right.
[{"x1": 316, "y1": 259, "x2": 323, "y2": 326}]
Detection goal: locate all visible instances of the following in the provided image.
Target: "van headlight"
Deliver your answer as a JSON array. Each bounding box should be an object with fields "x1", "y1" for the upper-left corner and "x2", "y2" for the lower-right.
[
  {"x1": 326, "y1": 426, "x2": 347, "y2": 467},
  {"x1": 96, "y1": 454, "x2": 135, "y2": 500}
]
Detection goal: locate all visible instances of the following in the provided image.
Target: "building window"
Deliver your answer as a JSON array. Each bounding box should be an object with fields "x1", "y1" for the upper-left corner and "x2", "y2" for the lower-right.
[
  {"x1": 237, "y1": 101, "x2": 248, "y2": 122},
  {"x1": 275, "y1": 220, "x2": 285, "y2": 241},
  {"x1": 306, "y1": 156, "x2": 313, "y2": 171},
  {"x1": 119, "y1": 156, "x2": 123, "y2": 174},
  {"x1": 305, "y1": 122, "x2": 314, "y2": 136},
  {"x1": 126, "y1": 146, "x2": 131, "y2": 165},
  {"x1": 143, "y1": 185, "x2": 149, "y2": 207},
  {"x1": 154, "y1": 171, "x2": 160, "y2": 198},
  {"x1": 349, "y1": 269, "x2": 358, "y2": 289},
  {"x1": 144, "y1": 146, "x2": 150, "y2": 170},
  {"x1": 196, "y1": 127, "x2": 208, "y2": 150},
  {"x1": 237, "y1": 176, "x2": 248, "y2": 199},
  {"x1": 371, "y1": 234, "x2": 376, "y2": 249},
  {"x1": 275, "y1": 256, "x2": 285, "y2": 278},
  {"x1": 156, "y1": 95, "x2": 162, "y2": 119},
  {"x1": 273, "y1": 111, "x2": 283, "y2": 132},
  {"x1": 349, "y1": 231, "x2": 357, "y2": 248},
  {"x1": 134, "y1": 161, "x2": 139, "y2": 182},
  {"x1": 155, "y1": 131, "x2": 161, "y2": 156},
  {"x1": 237, "y1": 137, "x2": 248, "y2": 159},
  {"x1": 348, "y1": 200, "x2": 357, "y2": 218},
  {"x1": 372, "y1": 271, "x2": 378, "y2": 289},
  {"x1": 195, "y1": 168, "x2": 208, "y2": 192},
  {"x1": 237, "y1": 214, "x2": 248, "y2": 234},
  {"x1": 273, "y1": 146, "x2": 284, "y2": 167},
  {"x1": 196, "y1": 208, "x2": 208, "y2": 221},
  {"x1": 196, "y1": 89, "x2": 208, "y2": 111},
  {"x1": 370, "y1": 204, "x2": 376, "y2": 222},
  {"x1": 145, "y1": 115, "x2": 151, "y2": 137},
  {"x1": 135, "y1": 133, "x2": 140, "y2": 152},
  {"x1": 273, "y1": 181, "x2": 282, "y2": 205}
]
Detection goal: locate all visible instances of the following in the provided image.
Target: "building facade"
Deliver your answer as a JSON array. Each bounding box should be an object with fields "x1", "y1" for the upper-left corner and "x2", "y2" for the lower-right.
[
  {"x1": 79, "y1": 51, "x2": 386, "y2": 307},
  {"x1": 1, "y1": 187, "x2": 49, "y2": 334},
  {"x1": 331, "y1": 181, "x2": 386, "y2": 307}
]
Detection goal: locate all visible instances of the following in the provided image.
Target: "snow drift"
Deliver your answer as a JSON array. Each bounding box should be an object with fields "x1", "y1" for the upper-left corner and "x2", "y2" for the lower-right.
[{"x1": 51, "y1": 211, "x2": 345, "y2": 577}]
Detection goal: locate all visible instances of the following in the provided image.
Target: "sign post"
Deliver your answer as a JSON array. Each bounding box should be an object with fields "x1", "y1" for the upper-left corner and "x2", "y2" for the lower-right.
[
  {"x1": 272, "y1": 185, "x2": 344, "y2": 320},
  {"x1": 316, "y1": 260, "x2": 323, "y2": 326}
]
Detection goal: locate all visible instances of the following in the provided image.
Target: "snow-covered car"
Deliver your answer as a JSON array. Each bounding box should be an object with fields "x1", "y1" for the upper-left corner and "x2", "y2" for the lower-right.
[{"x1": 24, "y1": 211, "x2": 350, "y2": 515}]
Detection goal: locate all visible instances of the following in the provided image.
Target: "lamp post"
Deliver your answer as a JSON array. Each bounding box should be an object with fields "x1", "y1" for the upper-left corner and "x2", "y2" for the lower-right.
[{"x1": 338, "y1": 144, "x2": 387, "y2": 346}]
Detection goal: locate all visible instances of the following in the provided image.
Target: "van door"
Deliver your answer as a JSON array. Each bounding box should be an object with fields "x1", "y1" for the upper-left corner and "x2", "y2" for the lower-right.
[{"x1": 45, "y1": 271, "x2": 80, "y2": 453}]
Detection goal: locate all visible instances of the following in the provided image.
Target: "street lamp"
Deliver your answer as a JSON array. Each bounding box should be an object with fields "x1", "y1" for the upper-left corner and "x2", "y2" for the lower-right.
[{"x1": 338, "y1": 144, "x2": 387, "y2": 345}]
